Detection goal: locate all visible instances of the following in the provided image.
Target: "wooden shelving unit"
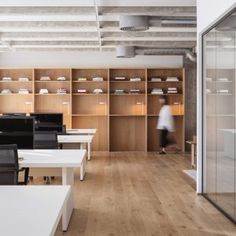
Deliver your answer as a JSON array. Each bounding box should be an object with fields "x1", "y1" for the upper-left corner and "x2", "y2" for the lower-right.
[
  {"x1": 71, "y1": 69, "x2": 109, "y2": 151},
  {"x1": 0, "y1": 67, "x2": 185, "y2": 152},
  {"x1": 0, "y1": 69, "x2": 34, "y2": 113},
  {"x1": 147, "y1": 68, "x2": 185, "y2": 151},
  {"x1": 34, "y1": 68, "x2": 71, "y2": 128}
]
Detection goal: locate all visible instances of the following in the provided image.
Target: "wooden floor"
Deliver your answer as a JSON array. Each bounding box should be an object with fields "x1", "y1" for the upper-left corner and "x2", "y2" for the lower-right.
[{"x1": 35, "y1": 152, "x2": 236, "y2": 236}]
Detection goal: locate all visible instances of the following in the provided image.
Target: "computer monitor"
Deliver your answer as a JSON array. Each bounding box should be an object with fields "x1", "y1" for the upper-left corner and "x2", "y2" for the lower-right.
[
  {"x1": 0, "y1": 116, "x2": 35, "y2": 149},
  {"x1": 30, "y1": 113, "x2": 63, "y2": 132}
]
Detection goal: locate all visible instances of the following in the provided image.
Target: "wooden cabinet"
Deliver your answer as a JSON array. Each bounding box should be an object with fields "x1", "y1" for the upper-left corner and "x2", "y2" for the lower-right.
[{"x1": 0, "y1": 67, "x2": 185, "y2": 152}]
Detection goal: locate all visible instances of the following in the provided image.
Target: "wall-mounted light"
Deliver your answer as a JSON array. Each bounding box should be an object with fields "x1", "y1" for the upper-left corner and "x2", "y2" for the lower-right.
[
  {"x1": 62, "y1": 101, "x2": 70, "y2": 115},
  {"x1": 25, "y1": 101, "x2": 32, "y2": 114},
  {"x1": 136, "y1": 101, "x2": 144, "y2": 115},
  {"x1": 98, "y1": 101, "x2": 107, "y2": 115}
]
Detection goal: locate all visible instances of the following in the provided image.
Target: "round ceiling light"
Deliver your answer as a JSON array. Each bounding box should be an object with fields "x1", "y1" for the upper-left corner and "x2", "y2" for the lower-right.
[
  {"x1": 119, "y1": 15, "x2": 149, "y2": 31},
  {"x1": 116, "y1": 46, "x2": 135, "y2": 58}
]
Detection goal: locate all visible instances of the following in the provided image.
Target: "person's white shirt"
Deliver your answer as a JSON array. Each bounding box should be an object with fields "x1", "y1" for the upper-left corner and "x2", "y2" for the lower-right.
[{"x1": 156, "y1": 105, "x2": 174, "y2": 131}]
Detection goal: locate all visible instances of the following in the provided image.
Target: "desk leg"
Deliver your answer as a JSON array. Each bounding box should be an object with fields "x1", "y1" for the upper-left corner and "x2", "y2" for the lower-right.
[
  {"x1": 62, "y1": 167, "x2": 74, "y2": 231},
  {"x1": 80, "y1": 143, "x2": 86, "y2": 149},
  {"x1": 80, "y1": 157, "x2": 86, "y2": 181},
  {"x1": 88, "y1": 142, "x2": 91, "y2": 161},
  {"x1": 191, "y1": 144, "x2": 195, "y2": 169}
]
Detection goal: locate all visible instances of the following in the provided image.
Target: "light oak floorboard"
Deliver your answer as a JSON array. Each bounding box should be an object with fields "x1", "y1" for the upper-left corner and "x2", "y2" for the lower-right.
[{"x1": 30, "y1": 152, "x2": 236, "y2": 236}]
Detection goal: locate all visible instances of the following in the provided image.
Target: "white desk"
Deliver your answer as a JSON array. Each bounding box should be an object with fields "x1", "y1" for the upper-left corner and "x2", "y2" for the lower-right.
[
  {"x1": 66, "y1": 128, "x2": 96, "y2": 135},
  {"x1": 0, "y1": 186, "x2": 70, "y2": 236},
  {"x1": 18, "y1": 149, "x2": 86, "y2": 231},
  {"x1": 58, "y1": 135, "x2": 94, "y2": 160}
]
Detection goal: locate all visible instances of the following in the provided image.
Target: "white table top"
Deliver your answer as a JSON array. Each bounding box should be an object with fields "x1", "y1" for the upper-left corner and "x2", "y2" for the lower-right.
[
  {"x1": 0, "y1": 186, "x2": 70, "y2": 236},
  {"x1": 58, "y1": 135, "x2": 94, "y2": 143},
  {"x1": 18, "y1": 149, "x2": 86, "y2": 168},
  {"x1": 66, "y1": 129, "x2": 96, "y2": 134}
]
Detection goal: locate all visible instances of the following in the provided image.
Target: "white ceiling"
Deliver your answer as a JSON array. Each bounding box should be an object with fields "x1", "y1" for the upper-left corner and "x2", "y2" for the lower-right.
[{"x1": 0, "y1": 0, "x2": 197, "y2": 52}]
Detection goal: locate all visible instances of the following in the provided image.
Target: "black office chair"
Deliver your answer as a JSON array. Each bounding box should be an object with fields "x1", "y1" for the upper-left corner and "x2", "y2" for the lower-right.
[
  {"x1": 34, "y1": 131, "x2": 59, "y2": 149},
  {"x1": 34, "y1": 131, "x2": 59, "y2": 184},
  {"x1": 0, "y1": 144, "x2": 29, "y2": 185}
]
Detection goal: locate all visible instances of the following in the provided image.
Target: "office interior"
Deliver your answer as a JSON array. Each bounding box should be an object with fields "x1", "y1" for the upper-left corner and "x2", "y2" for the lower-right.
[{"x1": 0, "y1": 1, "x2": 236, "y2": 235}]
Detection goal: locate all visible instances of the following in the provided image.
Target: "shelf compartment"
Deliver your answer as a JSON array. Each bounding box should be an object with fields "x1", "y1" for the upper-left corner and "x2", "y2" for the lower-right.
[
  {"x1": 72, "y1": 115, "x2": 108, "y2": 151},
  {"x1": 72, "y1": 69, "x2": 108, "y2": 81},
  {"x1": 35, "y1": 94, "x2": 71, "y2": 127},
  {"x1": 110, "y1": 94, "x2": 146, "y2": 116},
  {"x1": 110, "y1": 116, "x2": 146, "y2": 151},
  {"x1": 0, "y1": 69, "x2": 33, "y2": 81},
  {"x1": 72, "y1": 94, "x2": 108, "y2": 115},
  {"x1": 34, "y1": 68, "x2": 71, "y2": 81},
  {"x1": 0, "y1": 95, "x2": 33, "y2": 113},
  {"x1": 147, "y1": 116, "x2": 184, "y2": 151},
  {"x1": 109, "y1": 68, "x2": 146, "y2": 81},
  {"x1": 147, "y1": 68, "x2": 183, "y2": 81}
]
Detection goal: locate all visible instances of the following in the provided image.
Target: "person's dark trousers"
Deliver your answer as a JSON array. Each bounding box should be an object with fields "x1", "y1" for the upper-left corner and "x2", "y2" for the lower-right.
[{"x1": 160, "y1": 129, "x2": 168, "y2": 148}]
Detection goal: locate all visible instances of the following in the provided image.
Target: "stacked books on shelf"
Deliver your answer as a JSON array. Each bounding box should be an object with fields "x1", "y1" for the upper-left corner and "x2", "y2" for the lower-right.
[
  {"x1": 92, "y1": 77, "x2": 104, "y2": 82},
  {"x1": 129, "y1": 89, "x2": 141, "y2": 94},
  {"x1": 57, "y1": 77, "x2": 66, "y2": 81},
  {"x1": 151, "y1": 88, "x2": 163, "y2": 95},
  {"x1": 1, "y1": 89, "x2": 12, "y2": 94},
  {"x1": 166, "y1": 77, "x2": 179, "y2": 82},
  {"x1": 39, "y1": 89, "x2": 49, "y2": 94},
  {"x1": 18, "y1": 77, "x2": 30, "y2": 82},
  {"x1": 217, "y1": 89, "x2": 229, "y2": 94},
  {"x1": 1, "y1": 77, "x2": 12, "y2": 81},
  {"x1": 56, "y1": 88, "x2": 67, "y2": 94},
  {"x1": 18, "y1": 88, "x2": 29, "y2": 94},
  {"x1": 114, "y1": 77, "x2": 126, "y2": 81},
  {"x1": 77, "y1": 89, "x2": 87, "y2": 94},
  {"x1": 167, "y1": 87, "x2": 178, "y2": 94},
  {"x1": 40, "y1": 76, "x2": 51, "y2": 81},
  {"x1": 114, "y1": 89, "x2": 125, "y2": 94},
  {"x1": 77, "y1": 77, "x2": 87, "y2": 81},
  {"x1": 130, "y1": 77, "x2": 141, "y2": 82},
  {"x1": 217, "y1": 77, "x2": 229, "y2": 82},
  {"x1": 151, "y1": 77, "x2": 162, "y2": 82},
  {"x1": 206, "y1": 77, "x2": 213, "y2": 82},
  {"x1": 93, "y1": 88, "x2": 103, "y2": 94}
]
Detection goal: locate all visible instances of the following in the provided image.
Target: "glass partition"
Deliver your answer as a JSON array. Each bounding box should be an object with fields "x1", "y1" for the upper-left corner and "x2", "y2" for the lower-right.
[{"x1": 202, "y1": 8, "x2": 236, "y2": 222}]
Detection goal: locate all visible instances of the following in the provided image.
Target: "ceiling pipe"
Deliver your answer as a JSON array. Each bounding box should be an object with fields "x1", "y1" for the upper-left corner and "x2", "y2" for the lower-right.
[
  {"x1": 119, "y1": 15, "x2": 196, "y2": 31},
  {"x1": 116, "y1": 45, "x2": 197, "y2": 62}
]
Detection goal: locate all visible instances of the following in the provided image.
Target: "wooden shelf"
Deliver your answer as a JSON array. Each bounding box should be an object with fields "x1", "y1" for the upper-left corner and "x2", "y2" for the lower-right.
[
  {"x1": 72, "y1": 93, "x2": 107, "y2": 96},
  {"x1": 110, "y1": 93, "x2": 145, "y2": 96},
  {"x1": 0, "y1": 81, "x2": 33, "y2": 83},
  {"x1": 110, "y1": 114, "x2": 145, "y2": 117},
  {"x1": 35, "y1": 93, "x2": 70, "y2": 96},
  {"x1": 72, "y1": 114, "x2": 107, "y2": 117},
  {"x1": 35, "y1": 80, "x2": 70, "y2": 83},
  {"x1": 110, "y1": 80, "x2": 145, "y2": 83},
  {"x1": 147, "y1": 81, "x2": 182, "y2": 83},
  {"x1": 0, "y1": 93, "x2": 33, "y2": 96},
  {"x1": 148, "y1": 93, "x2": 183, "y2": 96},
  {"x1": 72, "y1": 80, "x2": 107, "y2": 83}
]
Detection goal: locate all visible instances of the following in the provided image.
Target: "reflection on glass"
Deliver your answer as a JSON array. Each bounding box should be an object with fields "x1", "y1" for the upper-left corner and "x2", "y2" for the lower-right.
[{"x1": 203, "y1": 9, "x2": 236, "y2": 221}]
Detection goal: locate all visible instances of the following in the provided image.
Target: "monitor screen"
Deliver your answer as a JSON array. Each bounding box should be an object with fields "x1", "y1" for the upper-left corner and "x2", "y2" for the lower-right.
[
  {"x1": 0, "y1": 116, "x2": 34, "y2": 149},
  {"x1": 30, "y1": 113, "x2": 63, "y2": 132}
]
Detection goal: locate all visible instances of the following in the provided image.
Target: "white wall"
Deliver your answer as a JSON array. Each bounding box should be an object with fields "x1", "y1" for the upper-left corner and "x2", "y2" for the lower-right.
[
  {"x1": 197, "y1": 0, "x2": 236, "y2": 33},
  {"x1": 0, "y1": 51, "x2": 183, "y2": 68},
  {"x1": 196, "y1": 0, "x2": 236, "y2": 193}
]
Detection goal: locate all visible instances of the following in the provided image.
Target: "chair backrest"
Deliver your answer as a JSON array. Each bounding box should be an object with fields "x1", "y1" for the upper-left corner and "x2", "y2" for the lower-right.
[
  {"x1": 0, "y1": 144, "x2": 19, "y2": 185},
  {"x1": 34, "y1": 131, "x2": 58, "y2": 149}
]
